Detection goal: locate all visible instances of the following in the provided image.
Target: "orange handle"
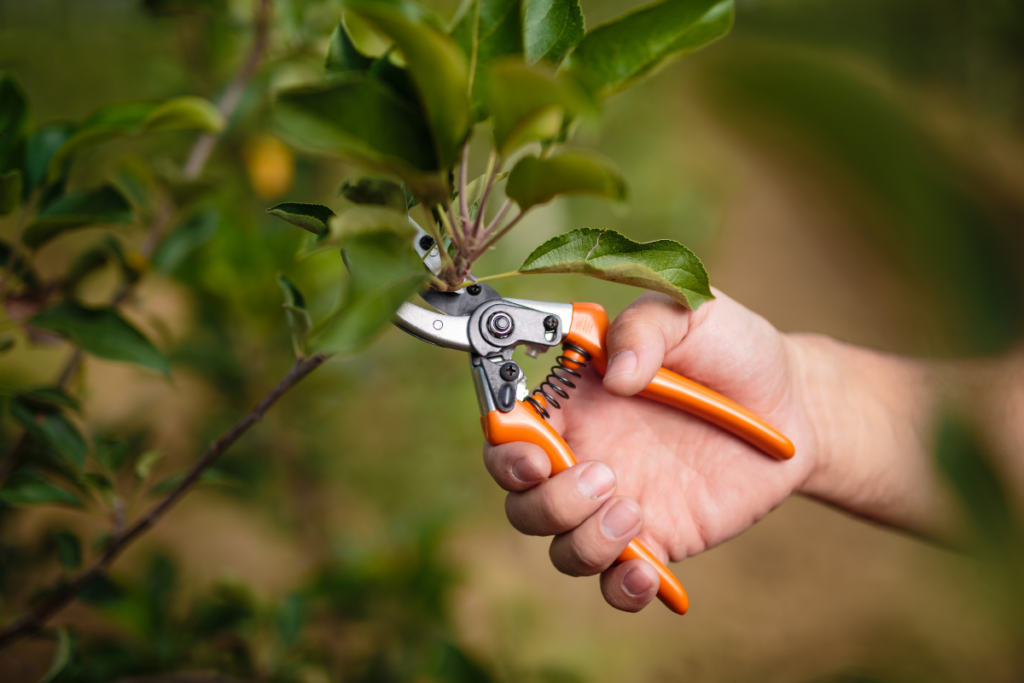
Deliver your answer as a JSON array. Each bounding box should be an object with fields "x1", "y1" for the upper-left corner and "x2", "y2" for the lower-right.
[
  {"x1": 482, "y1": 402, "x2": 690, "y2": 615},
  {"x1": 565, "y1": 302, "x2": 795, "y2": 460}
]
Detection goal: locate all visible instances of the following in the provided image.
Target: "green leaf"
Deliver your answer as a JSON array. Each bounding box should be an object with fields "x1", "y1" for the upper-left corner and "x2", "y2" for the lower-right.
[
  {"x1": 451, "y1": 0, "x2": 524, "y2": 119},
  {"x1": 524, "y1": 0, "x2": 585, "y2": 65},
  {"x1": 0, "y1": 238, "x2": 40, "y2": 289},
  {"x1": 47, "y1": 97, "x2": 224, "y2": 181},
  {"x1": 134, "y1": 449, "x2": 164, "y2": 481},
  {"x1": 0, "y1": 169, "x2": 22, "y2": 215},
  {"x1": 275, "y1": 76, "x2": 447, "y2": 204},
  {"x1": 52, "y1": 532, "x2": 83, "y2": 571},
  {"x1": 0, "y1": 72, "x2": 30, "y2": 173},
  {"x1": 565, "y1": 0, "x2": 733, "y2": 98},
  {"x1": 456, "y1": 170, "x2": 508, "y2": 220},
  {"x1": 506, "y1": 152, "x2": 626, "y2": 211},
  {"x1": 278, "y1": 274, "x2": 313, "y2": 357},
  {"x1": 347, "y1": 0, "x2": 471, "y2": 168},
  {"x1": 142, "y1": 96, "x2": 224, "y2": 133},
  {"x1": 30, "y1": 303, "x2": 170, "y2": 375},
  {"x1": 152, "y1": 209, "x2": 218, "y2": 273},
  {"x1": 9, "y1": 399, "x2": 88, "y2": 469},
  {"x1": 518, "y1": 227, "x2": 713, "y2": 308},
  {"x1": 484, "y1": 61, "x2": 590, "y2": 155},
  {"x1": 327, "y1": 19, "x2": 375, "y2": 76},
  {"x1": 93, "y1": 438, "x2": 131, "y2": 474},
  {"x1": 0, "y1": 334, "x2": 15, "y2": 354},
  {"x1": 35, "y1": 628, "x2": 71, "y2": 683},
  {"x1": 63, "y1": 236, "x2": 140, "y2": 300},
  {"x1": 267, "y1": 202, "x2": 336, "y2": 236},
  {"x1": 313, "y1": 231, "x2": 426, "y2": 356},
  {"x1": 339, "y1": 177, "x2": 408, "y2": 213},
  {"x1": 302, "y1": 205, "x2": 417, "y2": 258},
  {"x1": 0, "y1": 473, "x2": 83, "y2": 508},
  {"x1": 83, "y1": 472, "x2": 114, "y2": 504},
  {"x1": 25, "y1": 124, "x2": 74, "y2": 192},
  {"x1": 17, "y1": 387, "x2": 81, "y2": 413},
  {"x1": 23, "y1": 184, "x2": 134, "y2": 250}
]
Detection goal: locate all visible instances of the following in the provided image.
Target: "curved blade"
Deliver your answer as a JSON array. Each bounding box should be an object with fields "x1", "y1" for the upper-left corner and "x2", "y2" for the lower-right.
[{"x1": 410, "y1": 222, "x2": 502, "y2": 316}]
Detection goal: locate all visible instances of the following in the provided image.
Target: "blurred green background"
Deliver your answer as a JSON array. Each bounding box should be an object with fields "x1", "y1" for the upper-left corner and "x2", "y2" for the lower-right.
[{"x1": 2, "y1": 0, "x2": 1024, "y2": 681}]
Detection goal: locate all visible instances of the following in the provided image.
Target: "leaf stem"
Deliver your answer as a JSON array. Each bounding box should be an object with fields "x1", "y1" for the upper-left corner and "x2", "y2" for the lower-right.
[
  {"x1": 453, "y1": 271, "x2": 522, "y2": 288},
  {"x1": 0, "y1": 352, "x2": 329, "y2": 652},
  {"x1": 458, "y1": 143, "x2": 471, "y2": 231},
  {"x1": 476, "y1": 202, "x2": 521, "y2": 256},
  {"x1": 470, "y1": 150, "x2": 499, "y2": 247},
  {"x1": 430, "y1": 207, "x2": 457, "y2": 272}
]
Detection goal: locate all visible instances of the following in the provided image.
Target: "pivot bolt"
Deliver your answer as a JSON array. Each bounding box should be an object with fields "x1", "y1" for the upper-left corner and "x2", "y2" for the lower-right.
[
  {"x1": 499, "y1": 362, "x2": 518, "y2": 382},
  {"x1": 467, "y1": 284, "x2": 482, "y2": 295},
  {"x1": 487, "y1": 312, "x2": 514, "y2": 338},
  {"x1": 418, "y1": 234, "x2": 435, "y2": 251},
  {"x1": 543, "y1": 315, "x2": 559, "y2": 331}
]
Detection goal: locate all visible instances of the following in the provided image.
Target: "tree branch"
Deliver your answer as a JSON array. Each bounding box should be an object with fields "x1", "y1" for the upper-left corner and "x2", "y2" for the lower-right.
[{"x1": 0, "y1": 352, "x2": 329, "y2": 652}]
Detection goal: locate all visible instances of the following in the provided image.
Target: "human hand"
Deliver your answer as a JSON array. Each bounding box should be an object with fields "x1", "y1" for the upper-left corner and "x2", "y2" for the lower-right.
[{"x1": 483, "y1": 290, "x2": 822, "y2": 612}]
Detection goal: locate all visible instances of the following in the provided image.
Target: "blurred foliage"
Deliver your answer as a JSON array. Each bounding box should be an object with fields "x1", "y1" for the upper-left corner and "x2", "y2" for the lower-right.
[{"x1": 1, "y1": 0, "x2": 1023, "y2": 681}]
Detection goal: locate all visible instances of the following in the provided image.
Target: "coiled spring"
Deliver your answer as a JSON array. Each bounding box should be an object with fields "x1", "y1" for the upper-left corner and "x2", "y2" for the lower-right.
[{"x1": 525, "y1": 343, "x2": 592, "y2": 419}]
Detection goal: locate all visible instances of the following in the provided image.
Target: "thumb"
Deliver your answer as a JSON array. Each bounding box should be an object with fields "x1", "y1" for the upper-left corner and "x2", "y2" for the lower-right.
[{"x1": 603, "y1": 292, "x2": 691, "y2": 397}]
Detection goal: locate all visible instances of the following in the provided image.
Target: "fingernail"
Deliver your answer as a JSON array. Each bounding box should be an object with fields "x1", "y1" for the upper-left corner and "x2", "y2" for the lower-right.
[
  {"x1": 512, "y1": 458, "x2": 542, "y2": 483},
  {"x1": 601, "y1": 501, "x2": 640, "y2": 539},
  {"x1": 605, "y1": 350, "x2": 637, "y2": 380},
  {"x1": 577, "y1": 462, "x2": 615, "y2": 499},
  {"x1": 622, "y1": 566, "x2": 653, "y2": 597}
]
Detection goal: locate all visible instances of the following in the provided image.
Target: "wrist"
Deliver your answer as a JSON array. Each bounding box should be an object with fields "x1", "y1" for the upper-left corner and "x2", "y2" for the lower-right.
[{"x1": 786, "y1": 333, "x2": 950, "y2": 535}]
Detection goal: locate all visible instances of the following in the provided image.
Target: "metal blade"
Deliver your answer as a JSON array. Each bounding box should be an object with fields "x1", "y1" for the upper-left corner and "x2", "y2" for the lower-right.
[{"x1": 410, "y1": 221, "x2": 502, "y2": 316}]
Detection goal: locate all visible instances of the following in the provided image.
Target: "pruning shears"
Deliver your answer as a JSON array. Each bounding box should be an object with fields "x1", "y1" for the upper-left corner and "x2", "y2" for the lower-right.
[{"x1": 394, "y1": 226, "x2": 795, "y2": 615}]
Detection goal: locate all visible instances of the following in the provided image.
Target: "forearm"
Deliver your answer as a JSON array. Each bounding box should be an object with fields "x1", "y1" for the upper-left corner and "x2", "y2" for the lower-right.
[{"x1": 789, "y1": 334, "x2": 956, "y2": 537}]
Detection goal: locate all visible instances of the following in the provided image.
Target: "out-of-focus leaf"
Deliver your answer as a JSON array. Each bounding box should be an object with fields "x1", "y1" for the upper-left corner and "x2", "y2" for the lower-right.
[
  {"x1": 23, "y1": 184, "x2": 134, "y2": 250},
  {"x1": 83, "y1": 473, "x2": 114, "y2": 505},
  {"x1": 306, "y1": 206, "x2": 416, "y2": 259},
  {"x1": 275, "y1": 77, "x2": 447, "y2": 204},
  {"x1": 275, "y1": 594, "x2": 306, "y2": 645},
  {"x1": 339, "y1": 177, "x2": 408, "y2": 213},
  {"x1": 142, "y1": 96, "x2": 224, "y2": 133},
  {"x1": 152, "y1": 209, "x2": 218, "y2": 273},
  {"x1": 111, "y1": 156, "x2": 158, "y2": 216},
  {"x1": 347, "y1": 0, "x2": 471, "y2": 168},
  {"x1": 506, "y1": 152, "x2": 625, "y2": 210},
  {"x1": 94, "y1": 437, "x2": 131, "y2": 474},
  {"x1": 35, "y1": 627, "x2": 70, "y2": 683},
  {"x1": 524, "y1": 0, "x2": 585, "y2": 65},
  {"x1": 342, "y1": 10, "x2": 394, "y2": 58},
  {"x1": 63, "y1": 236, "x2": 140, "y2": 299},
  {"x1": 278, "y1": 274, "x2": 312, "y2": 357},
  {"x1": 565, "y1": 0, "x2": 733, "y2": 98},
  {"x1": 134, "y1": 449, "x2": 164, "y2": 481},
  {"x1": 78, "y1": 574, "x2": 124, "y2": 606},
  {"x1": 519, "y1": 227, "x2": 713, "y2": 308},
  {"x1": 0, "y1": 169, "x2": 21, "y2": 215},
  {"x1": 451, "y1": 0, "x2": 523, "y2": 119},
  {"x1": 313, "y1": 231, "x2": 426, "y2": 355},
  {"x1": 0, "y1": 239, "x2": 40, "y2": 289},
  {"x1": 266, "y1": 202, "x2": 335, "y2": 236},
  {"x1": 0, "y1": 472, "x2": 83, "y2": 508},
  {"x1": 9, "y1": 399, "x2": 87, "y2": 469},
  {"x1": 456, "y1": 170, "x2": 508, "y2": 221},
  {"x1": 51, "y1": 532, "x2": 81, "y2": 573},
  {"x1": 484, "y1": 61, "x2": 589, "y2": 155},
  {"x1": 30, "y1": 303, "x2": 170, "y2": 375},
  {"x1": 17, "y1": 387, "x2": 80, "y2": 413},
  {"x1": 25, "y1": 124, "x2": 73, "y2": 192},
  {"x1": 0, "y1": 334, "x2": 15, "y2": 354},
  {"x1": 327, "y1": 18, "x2": 374, "y2": 76},
  {"x1": 47, "y1": 97, "x2": 224, "y2": 181},
  {"x1": 0, "y1": 72, "x2": 29, "y2": 173}
]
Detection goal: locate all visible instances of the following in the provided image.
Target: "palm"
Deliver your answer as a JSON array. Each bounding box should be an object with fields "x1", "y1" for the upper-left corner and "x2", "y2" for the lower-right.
[{"x1": 547, "y1": 311, "x2": 817, "y2": 564}]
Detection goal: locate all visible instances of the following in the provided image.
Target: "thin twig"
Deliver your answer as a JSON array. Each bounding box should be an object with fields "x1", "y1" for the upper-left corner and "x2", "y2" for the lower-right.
[
  {"x1": 469, "y1": 150, "x2": 498, "y2": 247},
  {"x1": 452, "y1": 270, "x2": 521, "y2": 288},
  {"x1": 475, "y1": 201, "x2": 518, "y2": 257},
  {"x1": 0, "y1": 353, "x2": 329, "y2": 651}
]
